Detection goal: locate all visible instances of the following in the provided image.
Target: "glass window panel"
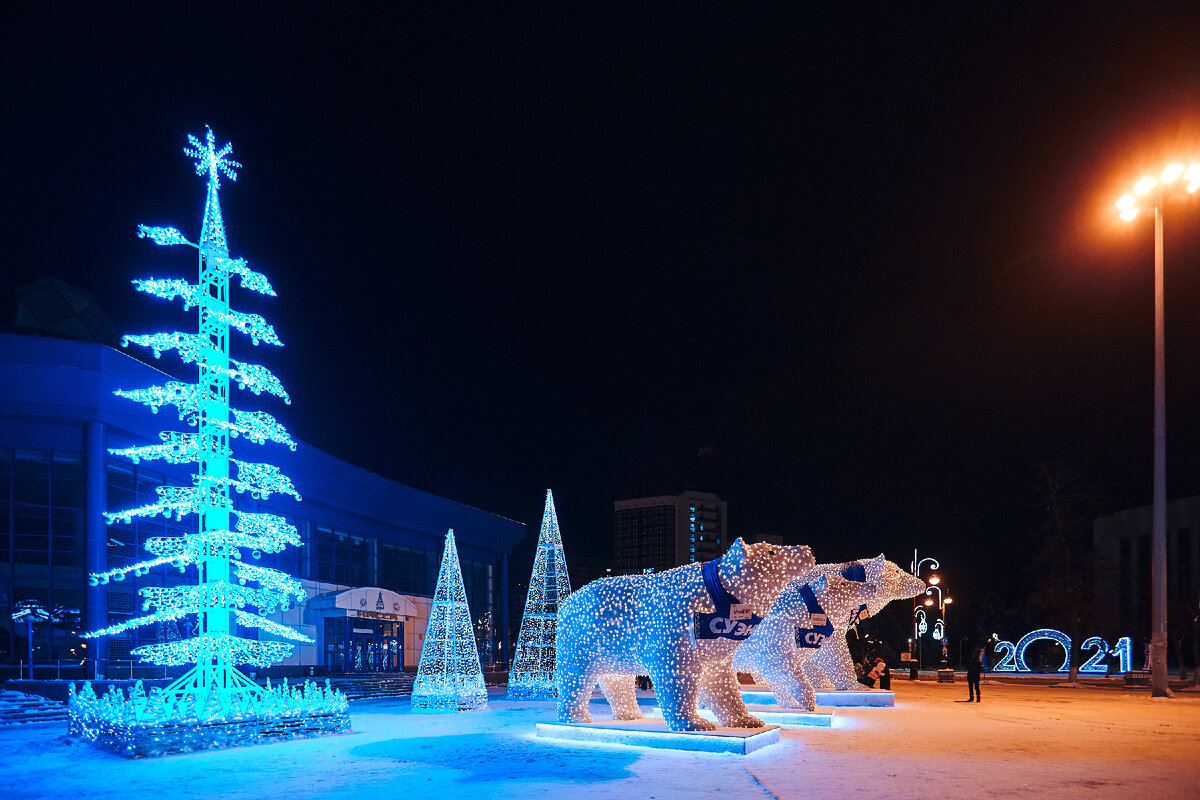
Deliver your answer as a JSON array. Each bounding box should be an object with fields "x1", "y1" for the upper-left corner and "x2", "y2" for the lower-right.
[
  {"x1": 0, "y1": 448, "x2": 11, "y2": 502},
  {"x1": 107, "y1": 461, "x2": 134, "y2": 487},
  {"x1": 13, "y1": 507, "x2": 49, "y2": 536},
  {"x1": 51, "y1": 452, "x2": 84, "y2": 481}
]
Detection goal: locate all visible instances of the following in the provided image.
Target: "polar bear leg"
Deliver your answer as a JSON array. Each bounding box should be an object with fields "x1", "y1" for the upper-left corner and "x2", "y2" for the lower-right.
[
  {"x1": 699, "y1": 664, "x2": 763, "y2": 728},
  {"x1": 651, "y1": 669, "x2": 714, "y2": 731},
  {"x1": 557, "y1": 664, "x2": 601, "y2": 723},
  {"x1": 803, "y1": 650, "x2": 836, "y2": 690},
  {"x1": 598, "y1": 674, "x2": 643, "y2": 720},
  {"x1": 817, "y1": 635, "x2": 861, "y2": 690},
  {"x1": 758, "y1": 657, "x2": 807, "y2": 710}
]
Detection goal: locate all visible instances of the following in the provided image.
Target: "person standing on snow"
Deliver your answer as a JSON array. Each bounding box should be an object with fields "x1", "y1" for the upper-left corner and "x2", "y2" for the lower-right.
[{"x1": 966, "y1": 647, "x2": 983, "y2": 702}]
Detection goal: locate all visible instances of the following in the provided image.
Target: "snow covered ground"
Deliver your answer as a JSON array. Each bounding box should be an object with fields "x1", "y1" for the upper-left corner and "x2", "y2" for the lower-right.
[{"x1": 4, "y1": 679, "x2": 1199, "y2": 799}]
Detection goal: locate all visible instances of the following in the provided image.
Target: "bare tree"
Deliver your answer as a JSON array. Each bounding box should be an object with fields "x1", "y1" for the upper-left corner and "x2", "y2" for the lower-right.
[{"x1": 1026, "y1": 462, "x2": 1108, "y2": 684}]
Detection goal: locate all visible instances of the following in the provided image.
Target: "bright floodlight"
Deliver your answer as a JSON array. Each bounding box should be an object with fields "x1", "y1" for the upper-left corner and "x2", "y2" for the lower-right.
[
  {"x1": 928, "y1": 575, "x2": 940, "y2": 585},
  {"x1": 1134, "y1": 177, "x2": 1156, "y2": 195},
  {"x1": 945, "y1": 597, "x2": 953, "y2": 604},
  {"x1": 924, "y1": 598, "x2": 934, "y2": 606},
  {"x1": 1163, "y1": 164, "x2": 1185, "y2": 182}
]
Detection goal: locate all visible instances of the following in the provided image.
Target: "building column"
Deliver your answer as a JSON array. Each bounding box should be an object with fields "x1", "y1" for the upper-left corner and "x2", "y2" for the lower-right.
[
  {"x1": 499, "y1": 552, "x2": 509, "y2": 670},
  {"x1": 85, "y1": 420, "x2": 107, "y2": 678}
]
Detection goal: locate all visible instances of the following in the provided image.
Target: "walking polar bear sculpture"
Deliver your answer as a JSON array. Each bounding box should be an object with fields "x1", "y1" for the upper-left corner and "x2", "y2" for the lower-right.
[
  {"x1": 556, "y1": 539, "x2": 816, "y2": 731},
  {"x1": 802, "y1": 555, "x2": 926, "y2": 690},
  {"x1": 733, "y1": 569, "x2": 878, "y2": 710},
  {"x1": 734, "y1": 555, "x2": 926, "y2": 707}
]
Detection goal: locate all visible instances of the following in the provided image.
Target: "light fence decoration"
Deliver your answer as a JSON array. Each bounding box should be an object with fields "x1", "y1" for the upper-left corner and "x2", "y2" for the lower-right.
[
  {"x1": 508, "y1": 489, "x2": 572, "y2": 699},
  {"x1": 801, "y1": 555, "x2": 926, "y2": 691},
  {"x1": 555, "y1": 539, "x2": 815, "y2": 732},
  {"x1": 734, "y1": 569, "x2": 879, "y2": 711},
  {"x1": 411, "y1": 529, "x2": 488, "y2": 711},
  {"x1": 992, "y1": 629, "x2": 1133, "y2": 674},
  {"x1": 73, "y1": 127, "x2": 349, "y2": 756}
]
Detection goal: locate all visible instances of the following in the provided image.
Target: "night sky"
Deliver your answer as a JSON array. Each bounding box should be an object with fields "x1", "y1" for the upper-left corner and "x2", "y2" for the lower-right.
[{"x1": 7, "y1": 5, "x2": 1200, "y2": 622}]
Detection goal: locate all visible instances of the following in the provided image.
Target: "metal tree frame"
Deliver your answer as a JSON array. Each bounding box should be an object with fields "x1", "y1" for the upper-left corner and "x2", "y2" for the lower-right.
[
  {"x1": 508, "y1": 489, "x2": 572, "y2": 698},
  {"x1": 87, "y1": 127, "x2": 307, "y2": 713}
]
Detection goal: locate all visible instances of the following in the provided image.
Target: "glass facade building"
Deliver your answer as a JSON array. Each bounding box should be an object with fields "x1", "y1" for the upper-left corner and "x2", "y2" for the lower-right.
[{"x1": 0, "y1": 332, "x2": 524, "y2": 677}]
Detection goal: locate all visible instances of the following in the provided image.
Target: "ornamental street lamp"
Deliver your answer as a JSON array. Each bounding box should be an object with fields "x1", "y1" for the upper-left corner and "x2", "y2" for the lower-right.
[
  {"x1": 911, "y1": 550, "x2": 939, "y2": 670},
  {"x1": 1115, "y1": 161, "x2": 1200, "y2": 697},
  {"x1": 925, "y1": 585, "x2": 953, "y2": 680}
]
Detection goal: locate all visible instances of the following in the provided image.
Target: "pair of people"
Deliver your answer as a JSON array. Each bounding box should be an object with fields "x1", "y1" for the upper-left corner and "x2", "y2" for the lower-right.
[{"x1": 857, "y1": 658, "x2": 888, "y2": 689}]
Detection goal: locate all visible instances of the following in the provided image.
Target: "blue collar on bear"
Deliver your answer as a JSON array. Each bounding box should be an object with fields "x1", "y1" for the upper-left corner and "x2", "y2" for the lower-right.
[
  {"x1": 701, "y1": 558, "x2": 739, "y2": 612},
  {"x1": 795, "y1": 580, "x2": 835, "y2": 649},
  {"x1": 693, "y1": 559, "x2": 762, "y2": 644}
]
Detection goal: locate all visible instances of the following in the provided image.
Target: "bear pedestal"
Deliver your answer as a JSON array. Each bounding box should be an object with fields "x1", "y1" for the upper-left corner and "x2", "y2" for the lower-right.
[
  {"x1": 741, "y1": 688, "x2": 896, "y2": 708},
  {"x1": 668, "y1": 703, "x2": 834, "y2": 727},
  {"x1": 536, "y1": 718, "x2": 781, "y2": 754}
]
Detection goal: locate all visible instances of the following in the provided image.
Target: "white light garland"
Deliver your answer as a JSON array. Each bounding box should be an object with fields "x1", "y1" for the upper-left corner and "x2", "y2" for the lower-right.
[
  {"x1": 509, "y1": 489, "x2": 572, "y2": 699},
  {"x1": 556, "y1": 539, "x2": 816, "y2": 732},
  {"x1": 411, "y1": 529, "x2": 488, "y2": 712}
]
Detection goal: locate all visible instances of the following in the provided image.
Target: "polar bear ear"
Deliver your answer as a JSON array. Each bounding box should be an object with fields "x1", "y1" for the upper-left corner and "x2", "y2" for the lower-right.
[
  {"x1": 863, "y1": 554, "x2": 886, "y2": 586},
  {"x1": 725, "y1": 537, "x2": 748, "y2": 562}
]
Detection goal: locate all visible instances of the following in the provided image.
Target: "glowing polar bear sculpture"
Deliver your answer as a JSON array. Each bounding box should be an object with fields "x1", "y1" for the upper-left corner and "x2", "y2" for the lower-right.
[
  {"x1": 802, "y1": 554, "x2": 926, "y2": 690},
  {"x1": 556, "y1": 539, "x2": 816, "y2": 732},
  {"x1": 733, "y1": 570, "x2": 878, "y2": 710}
]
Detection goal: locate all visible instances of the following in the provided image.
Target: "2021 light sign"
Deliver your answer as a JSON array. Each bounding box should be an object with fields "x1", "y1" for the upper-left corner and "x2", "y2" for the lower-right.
[{"x1": 991, "y1": 628, "x2": 1132, "y2": 674}]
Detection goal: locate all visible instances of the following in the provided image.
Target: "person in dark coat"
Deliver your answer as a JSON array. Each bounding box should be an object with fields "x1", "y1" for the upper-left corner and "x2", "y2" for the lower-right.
[
  {"x1": 966, "y1": 647, "x2": 983, "y2": 702},
  {"x1": 877, "y1": 658, "x2": 891, "y2": 690}
]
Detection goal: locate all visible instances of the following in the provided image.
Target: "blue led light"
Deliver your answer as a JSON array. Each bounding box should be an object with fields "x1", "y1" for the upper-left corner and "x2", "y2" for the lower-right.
[{"x1": 73, "y1": 127, "x2": 345, "y2": 754}]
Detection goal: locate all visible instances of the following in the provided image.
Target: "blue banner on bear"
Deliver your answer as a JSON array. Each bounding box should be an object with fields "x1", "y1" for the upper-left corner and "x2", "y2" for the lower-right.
[
  {"x1": 794, "y1": 581, "x2": 835, "y2": 648},
  {"x1": 693, "y1": 610, "x2": 764, "y2": 641}
]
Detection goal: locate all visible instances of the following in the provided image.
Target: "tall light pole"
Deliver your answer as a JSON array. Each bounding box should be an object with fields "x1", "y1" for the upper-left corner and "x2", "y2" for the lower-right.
[
  {"x1": 911, "y1": 550, "x2": 938, "y2": 669},
  {"x1": 1115, "y1": 162, "x2": 1199, "y2": 697}
]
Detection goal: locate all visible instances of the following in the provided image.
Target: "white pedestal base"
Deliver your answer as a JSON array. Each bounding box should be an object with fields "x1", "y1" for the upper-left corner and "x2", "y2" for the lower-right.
[
  {"x1": 741, "y1": 689, "x2": 895, "y2": 707},
  {"x1": 535, "y1": 718, "x2": 781, "y2": 754}
]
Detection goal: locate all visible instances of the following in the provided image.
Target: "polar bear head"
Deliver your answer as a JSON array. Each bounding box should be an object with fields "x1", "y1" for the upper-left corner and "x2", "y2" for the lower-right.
[
  {"x1": 860, "y1": 553, "x2": 927, "y2": 616},
  {"x1": 719, "y1": 539, "x2": 816, "y2": 616}
]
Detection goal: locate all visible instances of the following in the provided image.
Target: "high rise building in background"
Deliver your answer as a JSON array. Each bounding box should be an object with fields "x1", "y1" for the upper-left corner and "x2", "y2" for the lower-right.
[{"x1": 613, "y1": 491, "x2": 727, "y2": 574}]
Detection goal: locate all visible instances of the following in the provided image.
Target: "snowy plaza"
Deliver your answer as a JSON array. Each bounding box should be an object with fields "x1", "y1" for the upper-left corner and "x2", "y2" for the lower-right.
[{"x1": 6, "y1": 679, "x2": 1200, "y2": 800}]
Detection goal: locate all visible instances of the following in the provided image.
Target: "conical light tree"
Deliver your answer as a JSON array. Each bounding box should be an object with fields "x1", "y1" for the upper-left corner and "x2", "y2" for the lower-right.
[
  {"x1": 508, "y1": 489, "x2": 572, "y2": 699},
  {"x1": 411, "y1": 529, "x2": 488, "y2": 711},
  {"x1": 85, "y1": 127, "x2": 309, "y2": 712}
]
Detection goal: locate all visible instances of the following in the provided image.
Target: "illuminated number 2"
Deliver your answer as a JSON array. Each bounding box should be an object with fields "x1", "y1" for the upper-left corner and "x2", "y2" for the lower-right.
[
  {"x1": 993, "y1": 641, "x2": 1017, "y2": 672},
  {"x1": 1079, "y1": 637, "x2": 1110, "y2": 674}
]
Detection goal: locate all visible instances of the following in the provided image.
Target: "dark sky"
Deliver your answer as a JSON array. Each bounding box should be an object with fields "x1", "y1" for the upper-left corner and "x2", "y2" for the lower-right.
[{"x1": 7, "y1": 4, "x2": 1200, "y2": 611}]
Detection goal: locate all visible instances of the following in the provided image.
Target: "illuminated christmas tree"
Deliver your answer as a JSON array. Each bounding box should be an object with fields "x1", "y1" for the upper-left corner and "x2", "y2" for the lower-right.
[
  {"x1": 411, "y1": 529, "x2": 488, "y2": 711},
  {"x1": 507, "y1": 489, "x2": 571, "y2": 699},
  {"x1": 75, "y1": 129, "x2": 347, "y2": 753}
]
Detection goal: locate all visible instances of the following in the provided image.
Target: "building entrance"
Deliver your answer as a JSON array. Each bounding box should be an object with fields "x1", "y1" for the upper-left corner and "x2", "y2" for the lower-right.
[{"x1": 325, "y1": 617, "x2": 404, "y2": 672}]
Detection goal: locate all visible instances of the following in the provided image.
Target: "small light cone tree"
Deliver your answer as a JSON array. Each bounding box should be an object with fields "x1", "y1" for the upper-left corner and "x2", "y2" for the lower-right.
[
  {"x1": 74, "y1": 129, "x2": 348, "y2": 754},
  {"x1": 508, "y1": 489, "x2": 572, "y2": 699},
  {"x1": 411, "y1": 529, "x2": 488, "y2": 711}
]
